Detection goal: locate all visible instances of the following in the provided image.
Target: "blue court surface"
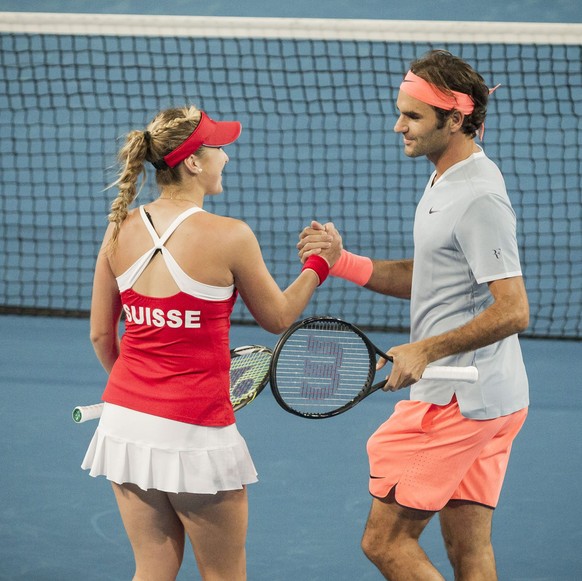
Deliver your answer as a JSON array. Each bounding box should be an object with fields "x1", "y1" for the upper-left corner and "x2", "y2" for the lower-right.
[
  {"x1": 1, "y1": 1, "x2": 580, "y2": 579},
  {"x1": 0, "y1": 315, "x2": 580, "y2": 580}
]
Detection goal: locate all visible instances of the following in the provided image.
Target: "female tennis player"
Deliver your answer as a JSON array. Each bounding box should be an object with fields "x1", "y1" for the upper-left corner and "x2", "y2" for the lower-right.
[{"x1": 81, "y1": 105, "x2": 340, "y2": 581}]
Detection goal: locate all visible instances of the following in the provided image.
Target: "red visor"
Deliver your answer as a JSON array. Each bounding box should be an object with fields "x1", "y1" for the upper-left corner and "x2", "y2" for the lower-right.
[{"x1": 162, "y1": 111, "x2": 242, "y2": 168}]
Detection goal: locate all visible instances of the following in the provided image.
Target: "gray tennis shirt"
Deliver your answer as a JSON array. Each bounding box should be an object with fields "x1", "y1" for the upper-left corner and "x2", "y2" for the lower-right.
[{"x1": 409, "y1": 148, "x2": 529, "y2": 419}]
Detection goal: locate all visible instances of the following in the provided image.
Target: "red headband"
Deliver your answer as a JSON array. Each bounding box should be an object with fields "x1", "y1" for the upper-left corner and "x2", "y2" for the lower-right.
[
  {"x1": 400, "y1": 70, "x2": 475, "y2": 114},
  {"x1": 154, "y1": 111, "x2": 242, "y2": 169},
  {"x1": 399, "y1": 71, "x2": 500, "y2": 140}
]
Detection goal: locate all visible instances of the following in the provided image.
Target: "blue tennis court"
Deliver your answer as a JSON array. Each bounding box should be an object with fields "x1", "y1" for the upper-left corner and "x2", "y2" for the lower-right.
[
  {"x1": 1, "y1": 1, "x2": 581, "y2": 579},
  {"x1": 1, "y1": 315, "x2": 580, "y2": 580}
]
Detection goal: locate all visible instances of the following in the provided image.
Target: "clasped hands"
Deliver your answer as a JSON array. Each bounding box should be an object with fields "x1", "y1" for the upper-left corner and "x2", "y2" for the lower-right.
[{"x1": 297, "y1": 220, "x2": 429, "y2": 391}]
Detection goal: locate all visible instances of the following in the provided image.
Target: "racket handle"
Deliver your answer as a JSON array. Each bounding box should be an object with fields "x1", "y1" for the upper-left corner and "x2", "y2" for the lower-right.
[
  {"x1": 72, "y1": 403, "x2": 104, "y2": 423},
  {"x1": 422, "y1": 366, "x2": 479, "y2": 383}
]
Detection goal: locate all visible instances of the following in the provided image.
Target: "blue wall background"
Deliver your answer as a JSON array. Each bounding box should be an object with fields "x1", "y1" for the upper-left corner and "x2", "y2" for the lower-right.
[{"x1": 0, "y1": 0, "x2": 580, "y2": 22}]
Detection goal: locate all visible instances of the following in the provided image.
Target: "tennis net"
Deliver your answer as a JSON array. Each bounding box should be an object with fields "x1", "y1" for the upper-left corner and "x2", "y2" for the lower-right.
[{"x1": 0, "y1": 13, "x2": 580, "y2": 339}]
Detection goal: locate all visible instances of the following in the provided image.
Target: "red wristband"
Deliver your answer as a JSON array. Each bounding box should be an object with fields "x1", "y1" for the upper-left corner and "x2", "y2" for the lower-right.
[
  {"x1": 329, "y1": 249, "x2": 373, "y2": 286},
  {"x1": 301, "y1": 255, "x2": 330, "y2": 286}
]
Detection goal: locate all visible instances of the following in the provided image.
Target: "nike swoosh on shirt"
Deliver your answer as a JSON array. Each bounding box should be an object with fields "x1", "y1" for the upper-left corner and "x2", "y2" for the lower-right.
[{"x1": 429, "y1": 208, "x2": 440, "y2": 214}]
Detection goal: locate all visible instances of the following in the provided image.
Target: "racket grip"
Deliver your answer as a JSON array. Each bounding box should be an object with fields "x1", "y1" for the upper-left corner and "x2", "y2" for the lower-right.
[
  {"x1": 72, "y1": 403, "x2": 104, "y2": 423},
  {"x1": 422, "y1": 366, "x2": 479, "y2": 383}
]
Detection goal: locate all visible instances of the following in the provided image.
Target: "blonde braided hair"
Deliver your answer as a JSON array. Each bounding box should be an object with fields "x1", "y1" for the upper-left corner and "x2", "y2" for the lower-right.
[{"x1": 106, "y1": 106, "x2": 203, "y2": 247}]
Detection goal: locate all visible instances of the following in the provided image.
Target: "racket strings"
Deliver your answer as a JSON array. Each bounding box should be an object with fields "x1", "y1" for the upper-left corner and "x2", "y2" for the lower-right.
[
  {"x1": 229, "y1": 351, "x2": 272, "y2": 403},
  {"x1": 273, "y1": 326, "x2": 374, "y2": 413}
]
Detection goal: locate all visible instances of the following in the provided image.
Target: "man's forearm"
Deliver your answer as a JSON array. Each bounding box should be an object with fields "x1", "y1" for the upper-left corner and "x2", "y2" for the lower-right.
[
  {"x1": 364, "y1": 259, "x2": 414, "y2": 299},
  {"x1": 418, "y1": 285, "x2": 529, "y2": 363}
]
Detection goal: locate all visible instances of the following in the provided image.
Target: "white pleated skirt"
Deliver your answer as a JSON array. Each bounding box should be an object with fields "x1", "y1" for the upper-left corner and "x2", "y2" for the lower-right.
[{"x1": 81, "y1": 403, "x2": 258, "y2": 494}]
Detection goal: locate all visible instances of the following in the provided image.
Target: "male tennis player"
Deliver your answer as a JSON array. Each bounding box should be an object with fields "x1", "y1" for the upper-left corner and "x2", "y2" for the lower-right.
[{"x1": 298, "y1": 50, "x2": 529, "y2": 580}]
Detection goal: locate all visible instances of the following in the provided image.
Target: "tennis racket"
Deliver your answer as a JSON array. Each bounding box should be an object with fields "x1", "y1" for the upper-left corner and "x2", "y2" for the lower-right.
[
  {"x1": 270, "y1": 316, "x2": 479, "y2": 419},
  {"x1": 72, "y1": 344, "x2": 272, "y2": 423}
]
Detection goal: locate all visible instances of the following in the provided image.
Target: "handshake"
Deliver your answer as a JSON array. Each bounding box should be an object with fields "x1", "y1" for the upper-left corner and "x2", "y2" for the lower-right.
[{"x1": 298, "y1": 220, "x2": 373, "y2": 287}]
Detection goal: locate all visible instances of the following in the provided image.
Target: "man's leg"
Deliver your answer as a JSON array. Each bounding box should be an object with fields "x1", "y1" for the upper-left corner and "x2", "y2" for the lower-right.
[
  {"x1": 361, "y1": 488, "x2": 446, "y2": 581},
  {"x1": 439, "y1": 500, "x2": 496, "y2": 581}
]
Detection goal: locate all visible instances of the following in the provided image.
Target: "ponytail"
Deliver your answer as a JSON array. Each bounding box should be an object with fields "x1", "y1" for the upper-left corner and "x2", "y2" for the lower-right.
[
  {"x1": 104, "y1": 105, "x2": 203, "y2": 250},
  {"x1": 106, "y1": 130, "x2": 149, "y2": 248}
]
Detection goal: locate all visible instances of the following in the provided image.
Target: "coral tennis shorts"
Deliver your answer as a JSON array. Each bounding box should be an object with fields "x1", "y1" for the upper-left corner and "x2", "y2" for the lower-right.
[{"x1": 367, "y1": 398, "x2": 527, "y2": 511}]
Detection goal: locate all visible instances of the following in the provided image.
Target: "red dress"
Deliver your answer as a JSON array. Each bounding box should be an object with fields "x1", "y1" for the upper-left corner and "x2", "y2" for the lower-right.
[{"x1": 102, "y1": 205, "x2": 237, "y2": 426}]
